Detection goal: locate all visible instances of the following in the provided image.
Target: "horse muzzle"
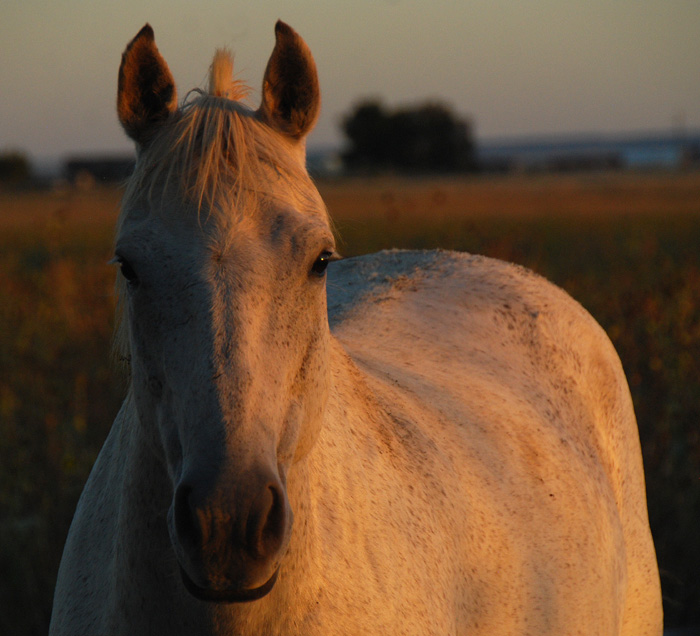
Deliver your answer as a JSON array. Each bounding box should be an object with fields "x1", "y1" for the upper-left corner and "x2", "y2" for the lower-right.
[{"x1": 169, "y1": 467, "x2": 292, "y2": 603}]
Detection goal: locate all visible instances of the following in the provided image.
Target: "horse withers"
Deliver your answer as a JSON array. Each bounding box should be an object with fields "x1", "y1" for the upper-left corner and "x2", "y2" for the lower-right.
[{"x1": 50, "y1": 21, "x2": 662, "y2": 635}]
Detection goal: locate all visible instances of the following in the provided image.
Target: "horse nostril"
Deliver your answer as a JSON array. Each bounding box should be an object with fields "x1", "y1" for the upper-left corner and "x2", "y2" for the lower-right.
[
  {"x1": 247, "y1": 483, "x2": 287, "y2": 559},
  {"x1": 174, "y1": 483, "x2": 201, "y2": 550}
]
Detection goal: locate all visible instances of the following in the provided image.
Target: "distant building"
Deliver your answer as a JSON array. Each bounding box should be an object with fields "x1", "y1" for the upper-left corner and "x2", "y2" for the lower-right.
[{"x1": 477, "y1": 132, "x2": 700, "y2": 173}]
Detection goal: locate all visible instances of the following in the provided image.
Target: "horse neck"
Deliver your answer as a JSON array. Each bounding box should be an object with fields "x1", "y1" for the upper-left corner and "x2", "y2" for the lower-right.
[{"x1": 97, "y1": 393, "x2": 200, "y2": 627}]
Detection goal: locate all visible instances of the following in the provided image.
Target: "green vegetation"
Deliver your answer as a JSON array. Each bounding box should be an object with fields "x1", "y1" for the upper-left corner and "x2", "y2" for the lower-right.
[{"x1": 1, "y1": 174, "x2": 699, "y2": 633}]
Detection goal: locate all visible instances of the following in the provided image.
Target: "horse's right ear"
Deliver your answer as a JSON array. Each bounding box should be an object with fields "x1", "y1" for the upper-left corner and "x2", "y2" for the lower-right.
[{"x1": 117, "y1": 24, "x2": 177, "y2": 146}]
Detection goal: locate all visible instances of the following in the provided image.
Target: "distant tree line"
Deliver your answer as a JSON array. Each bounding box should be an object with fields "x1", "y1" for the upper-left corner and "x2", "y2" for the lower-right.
[
  {"x1": 341, "y1": 100, "x2": 476, "y2": 174},
  {"x1": 0, "y1": 151, "x2": 30, "y2": 183}
]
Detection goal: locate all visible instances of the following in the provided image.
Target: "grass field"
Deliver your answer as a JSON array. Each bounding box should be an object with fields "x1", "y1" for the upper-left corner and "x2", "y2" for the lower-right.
[{"x1": 1, "y1": 171, "x2": 699, "y2": 633}]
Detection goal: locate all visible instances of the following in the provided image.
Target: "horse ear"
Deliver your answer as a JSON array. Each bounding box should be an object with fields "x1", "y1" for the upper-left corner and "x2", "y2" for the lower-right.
[
  {"x1": 258, "y1": 21, "x2": 320, "y2": 141},
  {"x1": 117, "y1": 24, "x2": 177, "y2": 145}
]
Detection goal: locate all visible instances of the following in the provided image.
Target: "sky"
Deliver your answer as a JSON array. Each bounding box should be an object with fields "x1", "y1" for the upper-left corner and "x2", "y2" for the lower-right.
[{"x1": 1, "y1": 1, "x2": 699, "y2": 163}]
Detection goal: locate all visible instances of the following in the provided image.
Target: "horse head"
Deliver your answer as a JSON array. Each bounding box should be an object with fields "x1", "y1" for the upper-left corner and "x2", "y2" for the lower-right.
[{"x1": 115, "y1": 21, "x2": 334, "y2": 602}]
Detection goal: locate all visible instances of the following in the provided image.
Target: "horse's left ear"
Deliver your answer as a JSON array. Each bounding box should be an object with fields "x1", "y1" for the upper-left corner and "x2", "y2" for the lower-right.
[
  {"x1": 117, "y1": 24, "x2": 178, "y2": 146},
  {"x1": 258, "y1": 21, "x2": 320, "y2": 141}
]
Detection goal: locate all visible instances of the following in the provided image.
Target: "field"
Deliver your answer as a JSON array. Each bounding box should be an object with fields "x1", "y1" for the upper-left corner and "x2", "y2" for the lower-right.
[{"x1": 1, "y1": 172, "x2": 700, "y2": 633}]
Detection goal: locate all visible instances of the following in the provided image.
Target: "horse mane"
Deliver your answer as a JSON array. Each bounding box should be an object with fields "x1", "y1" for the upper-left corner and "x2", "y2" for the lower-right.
[{"x1": 113, "y1": 50, "x2": 327, "y2": 368}]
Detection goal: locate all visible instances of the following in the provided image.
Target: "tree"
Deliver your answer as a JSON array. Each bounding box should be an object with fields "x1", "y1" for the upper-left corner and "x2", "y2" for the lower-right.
[
  {"x1": 0, "y1": 151, "x2": 31, "y2": 183},
  {"x1": 342, "y1": 100, "x2": 475, "y2": 173}
]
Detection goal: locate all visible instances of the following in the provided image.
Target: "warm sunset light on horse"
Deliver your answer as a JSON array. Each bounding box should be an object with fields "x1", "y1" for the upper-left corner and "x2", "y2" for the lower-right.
[{"x1": 49, "y1": 21, "x2": 662, "y2": 635}]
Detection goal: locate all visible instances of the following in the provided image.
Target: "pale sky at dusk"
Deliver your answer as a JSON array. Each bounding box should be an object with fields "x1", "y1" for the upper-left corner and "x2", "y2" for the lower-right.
[{"x1": 1, "y1": 1, "x2": 699, "y2": 162}]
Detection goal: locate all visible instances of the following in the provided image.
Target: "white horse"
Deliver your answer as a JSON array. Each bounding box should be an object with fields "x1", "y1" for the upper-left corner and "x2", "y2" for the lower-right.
[{"x1": 50, "y1": 21, "x2": 662, "y2": 635}]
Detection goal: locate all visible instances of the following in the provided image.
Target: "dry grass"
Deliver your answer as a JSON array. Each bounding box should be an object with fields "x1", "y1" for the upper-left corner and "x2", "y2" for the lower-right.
[
  {"x1": 0, "y1": 187, "x2": 122, "y2": 231},
  {"x1": 320, "y1": 171, "x2": 700, "y2": 221}
]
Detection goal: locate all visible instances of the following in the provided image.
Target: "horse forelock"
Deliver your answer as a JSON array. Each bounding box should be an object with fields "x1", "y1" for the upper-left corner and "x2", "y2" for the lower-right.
[{"x1": 208, "y1": 49, "x2": 249, "y2": 102}]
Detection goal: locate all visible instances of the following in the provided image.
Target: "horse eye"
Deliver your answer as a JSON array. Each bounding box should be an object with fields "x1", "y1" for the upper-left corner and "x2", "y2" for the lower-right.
[
  {"x1": 114, "y1": 256, "x2": 139, "y2": 286},
  {"x1": 311, "y1": 251, "x2": 334, "y2": 277}
]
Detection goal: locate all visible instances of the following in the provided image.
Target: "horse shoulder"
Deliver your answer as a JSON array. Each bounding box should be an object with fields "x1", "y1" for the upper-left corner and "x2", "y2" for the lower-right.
[{"x1": 327, "y1": 250, "x2": 661, "y2": 633}]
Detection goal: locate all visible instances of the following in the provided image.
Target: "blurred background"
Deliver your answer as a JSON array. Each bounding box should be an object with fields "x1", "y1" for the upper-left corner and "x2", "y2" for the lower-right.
[{"x1": 1, "y1": 1, "x2": 699, "y2": 633}]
